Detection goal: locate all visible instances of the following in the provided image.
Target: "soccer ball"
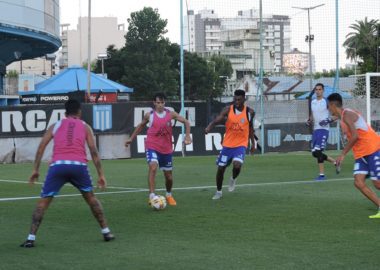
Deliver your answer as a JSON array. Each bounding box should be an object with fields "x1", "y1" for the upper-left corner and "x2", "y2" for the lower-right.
[{"x1": 150, "y1": 195, "x2": 167, "y2": 210}]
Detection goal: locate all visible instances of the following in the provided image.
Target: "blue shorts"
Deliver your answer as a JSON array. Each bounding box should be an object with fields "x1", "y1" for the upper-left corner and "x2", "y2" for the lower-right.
[
  {"x1": 353, "y1": 150, "x2": 380, "y2": 180},
  {"x1": 216, "y1": 146, "x2": 246, "y2": 167},
  {"x1": 41, "y1": 163, "x2": 93, "y2": 197},
  {"x1": 312, "y1": 129, "x2": 329, "y2": 152},
  {"x1": 146, "y1": 149, "x2": 173, "y2": 171}
]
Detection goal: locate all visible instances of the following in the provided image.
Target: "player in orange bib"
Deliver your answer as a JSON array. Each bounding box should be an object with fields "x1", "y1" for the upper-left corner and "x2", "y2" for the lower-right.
[
  {"x1": 205, "y1": 90, "x2": 256, "y2": 200},
  {"x1": 327, "y1": 93, "x2": 380, "y2": 218}
]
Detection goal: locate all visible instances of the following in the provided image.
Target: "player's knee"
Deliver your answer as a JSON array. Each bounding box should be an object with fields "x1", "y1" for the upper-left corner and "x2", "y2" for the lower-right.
[
  {"x1": 312, "y1": 150, "x2": 325, "y2": 163},
  {"x1": 149, "y1": 162, "x2": 158, "y2": 172},
  {"x1": 373, "y1": 180, "x2": 380, "y2": 190},
  {"x1": 354, "y1": 179, "x2": 366, "y2": 190},
  {"x1": 232, "y1": 161, "x2": 242, "y2": 169},
  {"x1": 312, "y1": 150, "x2": 321, "y2": 159}
]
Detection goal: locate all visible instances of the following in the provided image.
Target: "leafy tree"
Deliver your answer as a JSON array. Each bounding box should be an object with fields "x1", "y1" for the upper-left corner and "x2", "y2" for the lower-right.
[
  {"x1": 209, "y1": 54, "x2": 233, "y2": 98},
  {"x1": 6, "y1": 70, "x2": 18, "y2": 78},
  {"x1": 121, "y1": 7, "x2": 178, "y2": 100},
  {"x1": 167, "y1": 44, "x2": 233, "y2": 100},
  {"x1": 82, "y1": 60, "x2": 97, "y2": 71},
  {"x1": 94, "y1": 45, "x2": 125, "y2": 82},
  {"x1": 343, "y1": 17, "x2": 380, "y2": 73},
  {"x1": 313, "y1": 67, "x2": 355, "y2": 79}
]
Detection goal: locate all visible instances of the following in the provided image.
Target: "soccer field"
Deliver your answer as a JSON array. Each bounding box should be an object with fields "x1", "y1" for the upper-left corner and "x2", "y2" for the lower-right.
[{"x1": 0, "y1": 152, "x2": 379, "y2": 270}]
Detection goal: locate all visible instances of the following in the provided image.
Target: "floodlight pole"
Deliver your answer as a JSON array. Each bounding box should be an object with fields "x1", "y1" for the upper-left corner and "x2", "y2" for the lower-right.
[
  {"x1": 292, "y1": 4, "x2": 325, "y2": 96},
  {"x1": 180, "y1": 0, "x2": 185, "y2": 157},
  {"x1": 259, "y1": 0, "x2": 265, "y2": 154},
  {"x1": 87, "y1": 0, "x2": 92, "y2": 101}
]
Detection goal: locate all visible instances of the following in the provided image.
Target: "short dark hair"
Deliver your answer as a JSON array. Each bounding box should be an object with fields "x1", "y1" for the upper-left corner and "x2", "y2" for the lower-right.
[
  {"x1": 234, "y1": 89, "x2": 246, "y2": 97},
  {"x1": 327, "y1": 93, "x2": 343, "y2": 107},
  {"x1": 315, "y1": 83, "x2": 324, "y2": 89},
  {"x1": 65, "y1": 99, "x2": 81, "y2": 115},
  {"x1": 153, "y1": 92, "x2": 166, "y2": 101}
]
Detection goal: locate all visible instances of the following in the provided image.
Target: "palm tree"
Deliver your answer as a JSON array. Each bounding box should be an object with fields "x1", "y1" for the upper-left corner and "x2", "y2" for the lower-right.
[{"x1": 343, "y1": 17, "x2": 379, "y2": 73}]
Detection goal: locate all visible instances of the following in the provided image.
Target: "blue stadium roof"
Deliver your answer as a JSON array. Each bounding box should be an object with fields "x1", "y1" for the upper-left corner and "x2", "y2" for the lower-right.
[
  {"x1": 19, "y1": 66, "x2": 133, "y2": 95},
  {"x1": 0, "y1": 23, "x2": 61, "y2": 65}
]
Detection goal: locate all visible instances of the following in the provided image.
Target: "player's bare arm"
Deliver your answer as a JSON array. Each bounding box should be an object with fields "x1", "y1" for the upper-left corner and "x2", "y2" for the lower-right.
[
  {"x1": 248, "y1": 108, "x2": 256, "y2": 153},
  {"x1": 86, "y1": 124, "x2": 106, "y2": 189},
  {"x1": 171, "y1": 111, "x2": 192, "y2": 145},
  {"x1": 125, "y1": 112, "x2": 150, "y2": 147},
  {"x1": 336, "y1": 111, "x2": 359, "y2": 165},
  {"x1": 205, "y1": 106, "x2": 229, "y2": 134},
  {"x1": 30, "y1": 125, "x2": 54, "y2": 184}
]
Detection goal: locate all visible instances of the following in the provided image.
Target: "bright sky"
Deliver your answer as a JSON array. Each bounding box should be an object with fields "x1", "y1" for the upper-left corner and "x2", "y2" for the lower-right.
[{"x1": 60, "y1": 0, "x2": 380, "y2": 71}]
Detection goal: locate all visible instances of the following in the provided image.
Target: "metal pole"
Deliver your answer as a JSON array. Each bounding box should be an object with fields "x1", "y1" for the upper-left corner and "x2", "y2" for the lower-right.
[
  {"x1": 101, "y1": 59, "x2": 104, "y2": 75},
  {"x1": 259, "y1": 0, "x2": 265, "y2": 154},
  {"x1": 87, "y1": 0, "x2": 91, "y2": 101},
  {"x1": 365, "y1": 73, "x2": 371, "y2": 126},
  {"x1": 354, "y1": 48, "x2": 357, "y2": 77},
  {"x1": 292, "y1": 4, "x2": 324, "y2": 93},
  {"x1": 180, "y1": 0, "x2": 185, "y2": 156},
  {"x1": 335, "y1": 0, "x2": 340, "y2": 151},
  {"x1": 307, "y1": 9, "x2": 313, "y2": 96}
]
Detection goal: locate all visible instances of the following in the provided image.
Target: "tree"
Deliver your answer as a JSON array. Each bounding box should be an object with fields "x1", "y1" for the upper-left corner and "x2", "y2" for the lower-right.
[
  {"x1": 94, "y1": 45, "x2": 125, "y2": 82},
  {"x1": 121, "y1": 7, "x2": 178, "y2": 100},
  {"x1": 209, "y1": 54, "x2": 233, "y2": 98},
  {"x1": 343, "y1": 17, "x2": 380, "y2": 73}
]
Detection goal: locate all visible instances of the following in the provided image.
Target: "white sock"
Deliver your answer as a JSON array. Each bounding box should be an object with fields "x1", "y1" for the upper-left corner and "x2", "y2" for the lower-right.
[
  {"x1": 149, "y1": 193, "x2": 156, "y2": 200},
  {"x1": 101, "y1": 227, "x2": 110, "y2": 234},
  {"x1": 166, "y1": 192, "x2": 172, "y2": 197},
  {"x1": 216, "y1": 190, "x2": 222, "y2": 195},
  {"x1": 27, "y1": 234, "x2": 36, "y2": 241}
]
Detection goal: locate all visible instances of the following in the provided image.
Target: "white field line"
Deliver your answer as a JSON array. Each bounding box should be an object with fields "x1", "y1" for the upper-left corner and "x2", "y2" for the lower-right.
[{"x1": 0, "y1": 177, "x2": 353, "y2": 202}]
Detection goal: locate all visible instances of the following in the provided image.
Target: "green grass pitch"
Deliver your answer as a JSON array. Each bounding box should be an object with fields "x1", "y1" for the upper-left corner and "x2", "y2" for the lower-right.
[{"x1": 0, "y1": 151, "x2": 379, "y2": 270}]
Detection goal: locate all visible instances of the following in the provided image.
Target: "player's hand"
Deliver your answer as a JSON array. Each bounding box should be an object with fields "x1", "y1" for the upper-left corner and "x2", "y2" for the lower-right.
[
  {"x1": 97, "y1": 175, "x2": 107, "y2": 190},
  {"x1": 250, "y1": 144, "x2": 256, "y2": 154},
  {"x1": 319, "y1": 118, "x2": 333, "y2": 127},
  {"x1": 125, "y1": 139, "x2": 132, "y2": 147},
  {"x1": 204, "y1": 127, "x2": 211, "y2": 134},
  {"x1": 29, "y1": 170, "x2": 39, "y2": 185},
  {"x1": 184, "y1": 135, "x2": 192, "y2": 145},
  {"x1": 306, "y1": 118, "x2": 313, "y2": 126},
  {"x1": 335, "y1": 154, "x2": 345, "y2": 167}
]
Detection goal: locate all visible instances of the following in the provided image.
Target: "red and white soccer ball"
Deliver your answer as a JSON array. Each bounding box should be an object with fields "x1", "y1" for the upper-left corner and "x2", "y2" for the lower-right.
[{"x1": 150, "y1": 195, "x2": 167, "y2": 210}]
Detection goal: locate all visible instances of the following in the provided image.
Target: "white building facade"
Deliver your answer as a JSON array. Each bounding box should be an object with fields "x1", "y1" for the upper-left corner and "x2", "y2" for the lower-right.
[
  {"x1": 184, "y1": 8, "x2": 291, "y2": 78},
  {"x1": 61, "y1": 17, "x2": 126, "y2": 68}
]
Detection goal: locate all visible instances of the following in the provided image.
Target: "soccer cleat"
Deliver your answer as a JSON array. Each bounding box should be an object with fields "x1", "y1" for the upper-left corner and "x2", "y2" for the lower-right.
[
  {"x1": 369, "y1": 211, "x2": 380, "y2": 219},
  {"x1": 334, "y1": 162, "x2": 341, "y2": 174},
  {"x1": 314, "y1": 175, "x2": 326, "y2": 181},
  {"x1": 228, "y1": 177, "x2": 237, "y2": 192},
  {"x1": 166, "y1": 195, "x2": 177, "y2": 206},
  {"x1": 212, "y1": 192, "x2": 222, "y2": 200},
  {"x1": 20, "y1": 240, "x2": 35, "y2": 248},
  {"x1": 103, "y1": 232, "x2": 115, "y2": 242}
]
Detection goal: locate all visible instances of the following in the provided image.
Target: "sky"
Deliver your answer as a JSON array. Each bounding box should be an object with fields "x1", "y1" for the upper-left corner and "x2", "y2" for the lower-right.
[{"x1": 59, "y1": 0, "x2": 380, "y2": 72}]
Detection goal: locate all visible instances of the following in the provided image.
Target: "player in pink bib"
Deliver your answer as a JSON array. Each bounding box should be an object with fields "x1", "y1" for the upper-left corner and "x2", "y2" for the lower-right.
[
  {"x1": 20, "y1": 100, "x2": 114, "y2": 248},
  {"x1": 125, "y1": 93, "x2": 192, "y2": 206}
]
